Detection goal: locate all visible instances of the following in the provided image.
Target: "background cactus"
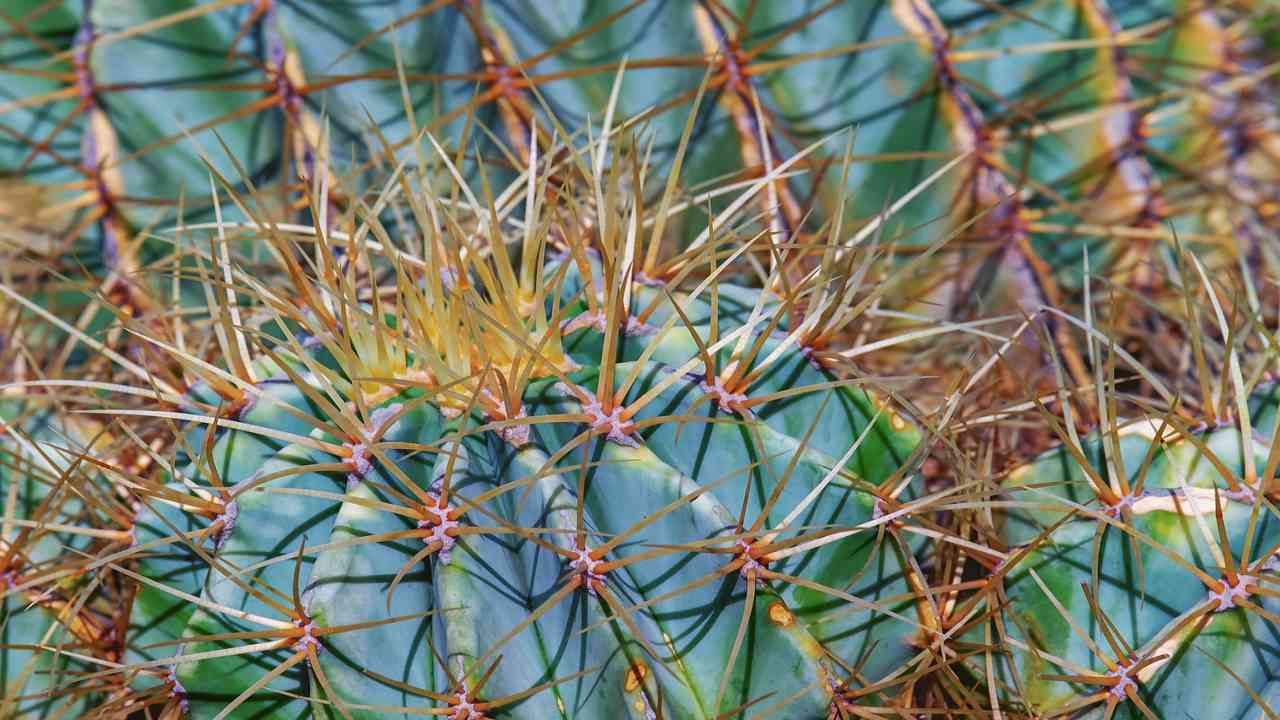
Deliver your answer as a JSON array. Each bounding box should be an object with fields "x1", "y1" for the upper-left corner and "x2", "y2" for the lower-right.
[
  {"x1": 3, "y1": 3, "x2": 1276, "y2": 311},
  {"x1": 984, "y1": 383, "x2": 1280, "y2": 718}
]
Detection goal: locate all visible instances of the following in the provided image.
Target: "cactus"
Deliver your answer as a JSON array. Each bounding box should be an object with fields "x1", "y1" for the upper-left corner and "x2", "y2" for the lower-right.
[
  {"x1": 3, "y1": 2, "x2": 1280, "y2": 718},
  {"x1": 68, "y1": 129, "x2": 954, "y2": 719},
  {"x1": 0, "y1": 391, "x2": 131, "y2": 717},
  {"x1": 3, "y1": 2, "x2": 1276, "y2": 300},
  {"x1": 0, "y1": 281, "x2": 137, "y2": 719},
  {"x1": 4, "y1": 0, "x2": 1278, "y2": 430},
  {"x1": 986, "y1": 384, "x2": 1280, "y2": 718}
]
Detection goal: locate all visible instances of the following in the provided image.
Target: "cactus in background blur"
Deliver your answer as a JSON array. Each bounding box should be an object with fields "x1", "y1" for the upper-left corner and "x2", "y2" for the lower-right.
[
  {"x1": 984, "y1": 384, "x2": 1280, "y2": 718},
  {"x1": 3, "y1": 2, "x2": 1277, "y2": 320}
]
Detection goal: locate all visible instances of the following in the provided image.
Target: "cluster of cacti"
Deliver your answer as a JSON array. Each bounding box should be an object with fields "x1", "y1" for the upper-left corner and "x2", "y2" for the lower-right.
[{"x1": 2, "y1": 1, "x2": 1280, "y2": 718}]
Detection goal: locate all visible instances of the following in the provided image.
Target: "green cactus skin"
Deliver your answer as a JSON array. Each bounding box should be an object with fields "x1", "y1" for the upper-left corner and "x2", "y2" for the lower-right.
[
  {"x1": 992, "y1": 386, "x2": 1280, "y2": 719},
  {"x1": 122, "y1": 254, "x2": 927, "y2": 719}
]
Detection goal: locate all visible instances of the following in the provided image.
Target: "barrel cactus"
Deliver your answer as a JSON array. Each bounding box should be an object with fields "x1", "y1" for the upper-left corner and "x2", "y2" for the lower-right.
[
  {"x1": 990, "y1": 385, "x2": 1280, "y2": 718},
  {"x1": 90, "y1": 129, "x2": 946, "y2": 718}
]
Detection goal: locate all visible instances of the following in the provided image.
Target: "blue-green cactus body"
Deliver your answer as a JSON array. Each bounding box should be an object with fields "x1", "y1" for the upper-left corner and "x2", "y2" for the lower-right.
[
  {"x1": 994, "y1": 387, "x2": 1280, "y2": 719},
  {"x1": 127, "y1": 273, "x2": 924, "y2": 719}
]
